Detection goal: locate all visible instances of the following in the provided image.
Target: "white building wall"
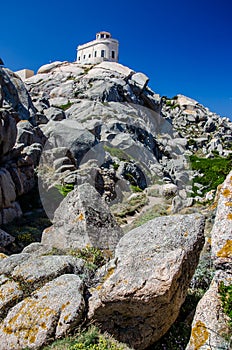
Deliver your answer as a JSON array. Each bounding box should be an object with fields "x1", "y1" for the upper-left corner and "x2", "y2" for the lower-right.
[{"x1": 77, "y1": 32, "x2": 119, "y2": 64}]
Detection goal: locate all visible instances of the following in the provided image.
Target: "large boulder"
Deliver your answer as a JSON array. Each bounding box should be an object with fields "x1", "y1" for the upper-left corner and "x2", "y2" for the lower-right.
[
  {"x1": 211, "y1": 170, "x2": 232, "y2": 268},
  {"x1": 186, "y1": 270, "x2": 231, "y2": 350},
  {"x1": 0, "y1": 274, "x2": 85, "y2": 350},
  {"x1": 42, "y1": 183, "x2": 124, "y2": 251},
  {"x1": 186, "y1": 170, "x2": 232, "y2": 350},
  {"x1": 0, "y1": 109, "x2": 17, "y2": 157},
  {"x1": 1, "y1": 68, "x2": 36, "y2": 121},
  {"x1": 88, "y1": 213, "x2": 205, "y2": 349}
]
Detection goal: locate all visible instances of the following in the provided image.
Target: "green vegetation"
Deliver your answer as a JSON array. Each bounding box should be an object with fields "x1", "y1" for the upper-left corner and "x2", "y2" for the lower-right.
[
  {"x1": 130, "y1": 185, "x2": 143, "y2": 192},
  {"x1": 69, "y1": 245, "x2": 111, "y2": 271},
  {"x1": 125, "y1": 203, "x2": 168, "y2": 232},
  {"x1": 103, "y1": 146, "x2": 131, "y2": 162},
  {"x1": 55, "y1": 183, "x2": 75, "y2": 197},
  {"x1": 112, "y1": 192, "x2": 148, "y2": 222},
  {"x1": 59, "y1": 101, "x2": 73, "y2": 111},
  {"x1": 41, "y1": 327, "x2": 129, "y2": 350},
  {"x1": 219, "y1": 282, "x2": 232, "y2": 328},
  {"x1": 190, "y1": 155, "x2": 232, "y2": 196},
  {"x1": 2, "y1": 212, "x2": 51, "y2": 252}
]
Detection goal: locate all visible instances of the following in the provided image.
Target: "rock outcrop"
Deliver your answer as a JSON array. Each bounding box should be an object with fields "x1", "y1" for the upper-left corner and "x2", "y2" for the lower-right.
[
  {"x1": 0, "y1": 67, "x2": 46, "y2": 229},
  {"x1": 88, "y1": 213, "x2": 205, "y2": 349},
  {"x1": 42, "y1": 183, "x2": 124, "y2": 251},
  {"x1": 186, "y1": 171, "x2": 232, "y2": 350}
]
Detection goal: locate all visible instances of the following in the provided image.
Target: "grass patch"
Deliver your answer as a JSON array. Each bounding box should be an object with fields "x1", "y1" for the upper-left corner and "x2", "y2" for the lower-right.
[
  {"x1": 59, "y1": 101, "x2": 73, "y2": 111},
  {"x1": 219, "y1": 282, "x2": 232, "y2": 329},
  {"x1": 55, "y1": 183, "x2": 75, "y2": 197},
  {"x1": 69, "y1": 245, "x2": 111, "y2": 271},
  {"x1": 103, "y1": 146, "x2": 131, "y2": 162},
  {"x1": 126, "y1": 203, "x2": 168, "y2": 232},
  {"x1": 41, "y1": 326, "x2": 130, "y2": 350},
  {"x1": 190, "y1": 155, "x2": 232, "y2": 196}
]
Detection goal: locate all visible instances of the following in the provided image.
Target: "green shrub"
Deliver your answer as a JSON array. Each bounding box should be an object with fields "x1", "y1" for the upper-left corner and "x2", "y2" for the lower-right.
[
  {"x1": 59, "y1": 101, "x2": 73, "y2": 111},
  {"x1": 103, "y1": 146, "x2": 130, "y2": 162},
  {"x1": 69, "y1": 246, "x2": 110, "y2": 271},
  {"x1": 69, "y1": 327, "x2": 124, "y2": 350},
  {"x1": 55, "y1": 184, "x2": 74, "y2": 197},
  {"x1": 190, "y1": 155, "x2": 232, "y2": 196},
  {"x1": 219, "y1": 282, "x2": 232, "y2": 328}
]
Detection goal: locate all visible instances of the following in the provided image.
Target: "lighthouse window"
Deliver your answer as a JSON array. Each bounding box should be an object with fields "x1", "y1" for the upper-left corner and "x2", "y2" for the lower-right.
[
  {"x1": 89, "y1": 54, "x2": 91, "y2": 58},
  {"x1": 101, "y1": 50, "x2": 105, "y2": 57},
  {"x1": 83, "y1": 55, "x2": 86, "y2": 59},
  {"x1": 112, "y1": 51, "x2": 115, "y2": 59},
  {"x1": 94, "y1": 51, "x2": 97, "y2": 57},
  {"x1": 100, "y1": 34, "x2": 104, "y2": 38}
]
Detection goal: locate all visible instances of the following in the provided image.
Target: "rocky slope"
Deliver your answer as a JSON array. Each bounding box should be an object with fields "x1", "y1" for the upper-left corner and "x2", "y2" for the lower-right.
[{"x1": 0, "y1": 60, "x2": 231, "y2": 349}]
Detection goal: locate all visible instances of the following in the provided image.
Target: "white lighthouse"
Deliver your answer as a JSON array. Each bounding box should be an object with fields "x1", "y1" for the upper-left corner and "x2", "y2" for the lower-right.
[{"x1": 76, "y1": 31, "x2": 119, "y2": 64}]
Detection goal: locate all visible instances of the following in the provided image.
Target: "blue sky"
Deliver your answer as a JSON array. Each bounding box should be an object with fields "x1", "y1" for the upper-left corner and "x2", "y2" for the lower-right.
[{"x1": 1, "y1": 0, "x2": 232, "y2": 119}]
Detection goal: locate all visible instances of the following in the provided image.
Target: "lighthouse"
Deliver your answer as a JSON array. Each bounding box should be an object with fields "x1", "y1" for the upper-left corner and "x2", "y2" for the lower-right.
[{"x1": 76, "y1": 31, "x2": 119, "y2": 64}]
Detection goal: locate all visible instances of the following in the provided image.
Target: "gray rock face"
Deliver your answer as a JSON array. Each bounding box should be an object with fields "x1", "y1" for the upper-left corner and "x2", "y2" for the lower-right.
[
  {"x1": 186, "y1": 271, "x2": 231, "y2": 350},
  {"x1": 211, "y1": 170, "x2": 232, "y2": 268},
  {"x1": 186, "y1": 171, "x2": 232, "y2": 350},
  {"x1": 0, "y1": 109, "x2": 17, "y2": 157},
  {"x1": 1, "y1": 68, "x2": 36, "y2": 121},
  {"x1": 88, "y1": 213, "x2": 205, "y2": 349},
  {"x1": 0, "y1": 229, "x2": 15, "y2": 250},
  {"x1": 42, "y1": 183, "x2": 124, "y2": 251},
  {"x1": 0, "y1": 274, "x2": 85, "y2": 350}
]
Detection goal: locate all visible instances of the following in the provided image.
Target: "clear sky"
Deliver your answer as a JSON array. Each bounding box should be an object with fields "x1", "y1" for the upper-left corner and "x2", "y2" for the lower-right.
[{"x1": 1, "y1": 0, "x2": 232, "y2": 119}]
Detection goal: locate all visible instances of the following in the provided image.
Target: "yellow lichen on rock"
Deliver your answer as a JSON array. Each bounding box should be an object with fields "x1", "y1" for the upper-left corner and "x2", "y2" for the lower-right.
[
  {"x1": 217, "y1": 240, "x2": 232, "y2": 258},
  {"x1": 0, "y1": 253, "x2": 7, "y2": 259},
  {"x1": 227, "y1": 213, "x2": 232, "y2": 220},
  {"x1": 222, "y1": 188, "x2": 232, "y2": 199},
  {"x1": 189, "y1": 320, "x2": 209, "y2": 349}
]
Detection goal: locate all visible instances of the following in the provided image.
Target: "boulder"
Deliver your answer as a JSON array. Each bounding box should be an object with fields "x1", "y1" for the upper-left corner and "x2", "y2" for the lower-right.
[
  {"x1": 0, "y1": 274, "x2": 85, "y2": 350},
  {"x1": 42, "y1": 183, "x2": 123, "y2": 251},
  {"x1": 37, "y1": 61, "x2": 63, "y2": 74},
  {"x1": 88, "y1": 213, "x2": 205, "y2": 349},
  {"x1": 0, "y1": 229, "x2": 15, "y2": 249},
  {"x1": 186, "y1": 270, "x2": 231, "y2": 350},
  {"x1": 0, "y1": 109, "x2": 17, "y2": 157},
  {"x1": 43, "y1": 106, "x2": 66, "y2": 121},
  {"x1": 42, "y1": 119, "x2": 98, "y2": 166},
  {"x1": 1, "y1": 68, "x2": 36, "y2": 120},
  {"x1": 211, "y1": 170, "x2": 232, "y2": 268}
]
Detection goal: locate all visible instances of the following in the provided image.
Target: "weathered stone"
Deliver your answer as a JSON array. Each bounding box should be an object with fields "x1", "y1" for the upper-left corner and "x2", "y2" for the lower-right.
[
  {"x1": 0, "y1": 253, "x2": 31, "y2": 275},
  {"x1": 42, "y1": 183, "x2": 123, "y2": 251},
  {"x1": 1, "y1": 68, "x2": 36, "y2": 120},
  {"x1": 88, "y1": 214, "x2": 205, "y2": 349},
  {"x1": 0, "y1": 275, "x2": 23, "y2": 318},
  {"x1": 11, "y1": 255, "x2": 84, "y2": 290},
  {"x1": 43, "y1": 106, "x2": 66, "y2": 121},
  {"x1": 186, "y1": 270, "x2": 232, "y2": 350},
  {"x1": 0, "y1": 109, "x2": 17, "y2": 157},
  {"x1": 211, "y1": 170, "x2": 232, "y2": 268},
  {"x1": 0, "y1": 274, "x2": 85, "y2": 350},
  {"x1": 130, "y1": 72, "x2": 149, "y2": 90},
  {"x1": 0, "y1": 202, "x2": 22, "y2": 225},
  {"x1": 0, "y1": 168, "x2": 16, "y2": 207},
  {"x1": 37, "y1": 61, "x2": 63, "y2": 74},
  {"x1": 0, "y1": 229, "x2": 15, "y2": 248}
]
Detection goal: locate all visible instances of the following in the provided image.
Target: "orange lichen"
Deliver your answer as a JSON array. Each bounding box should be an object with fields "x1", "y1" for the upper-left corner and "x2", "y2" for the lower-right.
[
  {"x1": 103, "y1": 267, "x2": 115, "y2": 281},
  {"x1": 217, "y1": 240, "x2": 232, "y2": 258},
  {"x1": 0, "y1": 253, "x2": 7, "y2": 259},
  {"x1": 222, "y1": 188, "x2": 232, "y2": 198},
  {"x1": 225, "y1": 202, "x2": 232, "y2": 207},
  {"x1": 227, "y1": 213, "x2": 232, "y2": 220},
  {"x1": 72, "y1": 212, "x2": 85, "y2": 223},
  {"x1": 189, "y1": 320, "x2": 209, "y2": 349},
  {"x1": 184, "y1": 231, "x2": 188, "y2": 237},
  {"x1": 43, "y1": 226, "x2": 52, "y2": 234}
]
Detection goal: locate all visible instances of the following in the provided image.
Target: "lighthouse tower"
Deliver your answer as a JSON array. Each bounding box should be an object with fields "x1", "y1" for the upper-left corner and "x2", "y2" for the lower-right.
[{"x1": 76, "y1": 31, "x2": 119, "y2": 64}]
